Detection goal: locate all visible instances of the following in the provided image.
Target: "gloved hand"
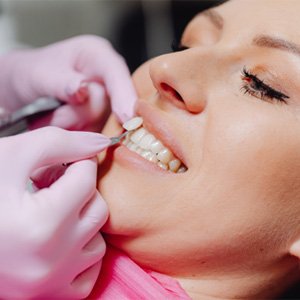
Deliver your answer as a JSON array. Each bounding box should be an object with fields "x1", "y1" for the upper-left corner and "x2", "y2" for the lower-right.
[
  {"x1": 0, "y1": 35, "x2": 136, "y2": 130},
  {"x1": 0, "y1": 127, "x2": 110, "y2": 299}
]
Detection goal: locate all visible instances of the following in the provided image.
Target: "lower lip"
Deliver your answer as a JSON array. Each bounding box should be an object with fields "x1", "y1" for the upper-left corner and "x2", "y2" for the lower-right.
[{"x1": 112, "y1": 144, "x2": 173, "y2": 175}]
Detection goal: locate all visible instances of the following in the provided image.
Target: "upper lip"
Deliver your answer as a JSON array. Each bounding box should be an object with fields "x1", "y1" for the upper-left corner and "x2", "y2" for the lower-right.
[{"x1": 135, "y1": 100, "x2": 189, "y2": 168}]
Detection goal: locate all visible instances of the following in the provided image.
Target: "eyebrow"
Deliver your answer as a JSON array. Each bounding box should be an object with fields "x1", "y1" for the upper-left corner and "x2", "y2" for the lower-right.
[
  {"x1": 253, "y1": 35, "x2": 300, "y2": 57},
  {"x1": 202, "y1": 10, "x2": 300, "y2": 58}
]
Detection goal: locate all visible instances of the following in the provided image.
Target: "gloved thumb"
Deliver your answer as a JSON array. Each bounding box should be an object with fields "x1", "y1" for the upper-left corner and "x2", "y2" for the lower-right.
[
  {"x1": 30, "y1": 163, "x2": 67, "y2": 189},
  {"x1": 29, "y1": 83, "x2": 108, "y2": 131}
]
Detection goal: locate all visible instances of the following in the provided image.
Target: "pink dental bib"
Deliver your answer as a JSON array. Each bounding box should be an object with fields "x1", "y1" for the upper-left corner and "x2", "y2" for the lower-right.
[{"x1": 88, "y1": 246, "x2": 191, "y2": 299}]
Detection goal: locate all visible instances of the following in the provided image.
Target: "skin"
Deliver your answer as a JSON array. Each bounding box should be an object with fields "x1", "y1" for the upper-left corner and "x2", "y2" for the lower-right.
[{"x1": 98, "y1": 0, "x2": 300, "y2": 298}]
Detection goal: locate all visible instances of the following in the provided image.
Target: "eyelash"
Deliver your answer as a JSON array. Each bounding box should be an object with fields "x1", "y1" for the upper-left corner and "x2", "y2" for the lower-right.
[
  {"x1": 171, "y1": 40, "x2": 289, "y2": 104},
  {"x1": 241, "y1": 68, "x2": 289, "y2": 104}
]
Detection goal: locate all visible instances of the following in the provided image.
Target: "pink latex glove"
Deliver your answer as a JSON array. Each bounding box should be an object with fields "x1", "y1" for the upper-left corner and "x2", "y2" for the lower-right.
[
  {"x1": 0, "y1": 127, "x2": 110, "y2": 299},
  {"x1": 0, "y1": 35, "x2": 137, "y2": 129}
]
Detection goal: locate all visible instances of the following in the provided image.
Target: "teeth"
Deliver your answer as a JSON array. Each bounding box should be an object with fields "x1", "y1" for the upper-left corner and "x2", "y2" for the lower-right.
[
  {"x1": 140, "y1": 150, "x2": 153, "y2": 160},
  {"x1": 123, "y1": 133, "x2": 131, "y2": 145},
  {"x1": 148, "y1": 154, "x2": 158, "y2": 163},
  {"x1": 157, "y1": 148, "x2": 173, "y2": 164},
  {"x1": 158, "y1": 162, "x2": 168, "y2": 170},
  {"x1": 139, "y1": 134, "x2": 156, "y2": 150},
  {"x1": 135, "y1": 147, "x2": 143, "y2": 155},
  {"x1": 150, "y1": 140, "x2": 164, "y2": 154},
  {"x1": 121, "y1": 118, "x2": 187, "y2": 173},
  {"x1": 131, "y1": 128, "x2": 147, "y2": 144},
  {"x1": 177, "y1": 166, "x2": 187, "y2": 173},
  {"x1": 127, "y1": 141, "x2": 138, "y2": 151},
  {"x1": 169, "y1": 159, "x2": 181, "y2": 172},
  {"x1": 122, "y1": 117, "x2": 143, "y2": 131}
]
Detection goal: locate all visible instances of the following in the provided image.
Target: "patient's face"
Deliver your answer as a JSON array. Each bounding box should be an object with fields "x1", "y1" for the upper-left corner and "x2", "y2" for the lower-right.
[{"x1": 98, "y1": 0, "x2": 300, "y2": 276}]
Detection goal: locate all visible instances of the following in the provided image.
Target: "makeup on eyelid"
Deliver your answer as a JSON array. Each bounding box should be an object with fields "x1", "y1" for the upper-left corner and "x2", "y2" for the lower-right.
[
  {"x1": 249, "y1": 66, "x2": 285, "y2": 92},
  {"x1": 241, "y1": 67, "x2": 289, "y2": 103}
]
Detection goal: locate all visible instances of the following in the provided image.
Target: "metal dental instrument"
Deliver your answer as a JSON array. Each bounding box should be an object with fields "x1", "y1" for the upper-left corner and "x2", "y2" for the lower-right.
[
  {"x1": 61, "y1": 131, "x2": 131, "y2": 167},
  {"x1": 0, "y1": 97, "x2": 63, "y2": 137},
  {"x1": 109, "y1": 131, "x2": 131, "y2": 146}
]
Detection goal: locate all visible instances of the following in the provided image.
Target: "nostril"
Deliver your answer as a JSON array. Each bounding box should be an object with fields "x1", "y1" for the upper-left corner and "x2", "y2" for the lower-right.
[{"x1": 161, "y1": 83, "x2": 184, "y2": 102}]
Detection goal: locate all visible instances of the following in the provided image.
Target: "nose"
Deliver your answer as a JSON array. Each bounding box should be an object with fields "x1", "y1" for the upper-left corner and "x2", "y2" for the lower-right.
[{"x1": 149, "y1": 50, "x2": 209, "y2": 113}]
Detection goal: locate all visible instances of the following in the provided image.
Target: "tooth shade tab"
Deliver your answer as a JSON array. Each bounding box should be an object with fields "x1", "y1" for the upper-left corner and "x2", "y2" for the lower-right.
[{"x1": 123, "y1": 117, "x2": 143, "y2": 131}]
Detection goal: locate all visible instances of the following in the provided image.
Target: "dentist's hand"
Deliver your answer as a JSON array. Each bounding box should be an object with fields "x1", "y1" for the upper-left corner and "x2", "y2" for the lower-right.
[
  {"x1": 0, "y1": 35, "x2": 136, "y2": 130},
  {"x1": 0, "y1": 127, "x2": 109, "y2": 299}
]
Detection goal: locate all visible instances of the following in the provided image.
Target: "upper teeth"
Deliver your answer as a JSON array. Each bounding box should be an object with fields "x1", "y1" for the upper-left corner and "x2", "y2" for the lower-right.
[{"x1": 122, "y1": 117, "x2": 187, "y2": 173}]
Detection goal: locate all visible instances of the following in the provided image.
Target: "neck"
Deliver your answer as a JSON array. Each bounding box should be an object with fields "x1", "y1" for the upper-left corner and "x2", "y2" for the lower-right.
[{"x1": 175, "y1": 256, "x2": 300, "y2": 300}]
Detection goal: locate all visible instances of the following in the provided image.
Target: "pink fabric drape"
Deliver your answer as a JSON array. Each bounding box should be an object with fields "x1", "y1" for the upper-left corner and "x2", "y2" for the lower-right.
[{"x1": 88, "y1": 246, "x2": 191, "y2": 299}]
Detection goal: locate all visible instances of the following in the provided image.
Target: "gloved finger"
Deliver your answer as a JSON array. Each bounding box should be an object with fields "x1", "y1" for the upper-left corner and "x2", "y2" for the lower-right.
[
  {"x1": 42, "y1": 158, "x2": 98, "y2": 219},
  {"x1": 82, "y1": 233, "x2": 106, "y2": 268},
  {"x1": 30, "y1": 163, "x2": 67, "y2": 189},
  {"x1": 78, "y1": 191, "x2": 109, "y2": 246},
  {"x1": 60, "y1": 235, "x2": 104, "y2": 300},
  {"x1": 81, "y1": 46, "x2": 137, "y2": 123},
  {"x1": 28, "y1": 83, "x2": 109, "y2": 131},
  {"x1": 101, "y1": 56, "x2": 137, "y2": 123},
  {"x1": 70, "y1": 261, "x2": 102, "y2": 300},
  {"x1": 70, "y1": 82, "x2": 89, "y2": 104},
  {"x1": 35, "y1": 69, "x2": 87, "y2": 104},
  {"x1": 9, "y1": 127, "x2": 110, "y2": 186}
]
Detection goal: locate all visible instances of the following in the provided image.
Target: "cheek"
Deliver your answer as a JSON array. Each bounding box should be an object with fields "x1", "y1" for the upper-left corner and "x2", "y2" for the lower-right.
[
  {"x1": 175, "y1": 108, "x2": 300, "y2": 271},
  {"x1": 204, "y1": 100, "x2": 300, "y2": 183},
  {"x1": 201, "y1": 103, "x2": 300, "y2": 238}
]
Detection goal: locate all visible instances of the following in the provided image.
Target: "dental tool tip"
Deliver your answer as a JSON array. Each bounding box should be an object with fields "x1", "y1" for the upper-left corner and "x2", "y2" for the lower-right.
[{"x1": 110, "y1": 131, "x2": 131, "y2": 146}]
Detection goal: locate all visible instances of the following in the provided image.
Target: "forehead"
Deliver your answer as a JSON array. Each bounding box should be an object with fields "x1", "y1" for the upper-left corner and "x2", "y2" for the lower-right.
[
  {"x1": 185, "y1": 0, "x2": 300, "y2": 48},
  {"x1": 216, "y1": 0, "x2": 300, "y2": 39}
]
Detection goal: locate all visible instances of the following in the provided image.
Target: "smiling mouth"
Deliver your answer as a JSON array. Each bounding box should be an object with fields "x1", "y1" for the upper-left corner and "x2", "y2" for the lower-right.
[{"x1": 121, "y1": 118, "x2": 187, "y2": 173}]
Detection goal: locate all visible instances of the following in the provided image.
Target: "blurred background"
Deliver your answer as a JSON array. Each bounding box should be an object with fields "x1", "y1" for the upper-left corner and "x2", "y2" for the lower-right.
[{"x1": 0, "y1": 0, "x2": 224, "y2": 72}]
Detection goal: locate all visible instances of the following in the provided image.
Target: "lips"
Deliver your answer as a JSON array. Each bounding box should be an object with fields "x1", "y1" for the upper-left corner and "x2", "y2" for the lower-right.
[
  {"x1": 114, "y1": 100, "x2": 188, "y2": 174},
  {"x1": 135, "y1": 100, "x2": 189, "y2": 169},
  {"x1": 105, "y1": 98, "x2": 189, "y2": 174},
  {"x1": 122, "y1": 124, "x2": 187, "y2": 173}
]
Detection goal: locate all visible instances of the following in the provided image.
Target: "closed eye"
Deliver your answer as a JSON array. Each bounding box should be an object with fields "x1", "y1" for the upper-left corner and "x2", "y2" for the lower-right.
[{"x1": 241, "y1": 67, "x2": 289, "y2": 104}]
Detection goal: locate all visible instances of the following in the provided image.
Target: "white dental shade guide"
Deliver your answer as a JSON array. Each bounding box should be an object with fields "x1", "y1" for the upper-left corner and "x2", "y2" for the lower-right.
[
  {"x1": 122, "y1": 117, "x2": 143, "y2": 131},
  {"x1": 109, "y1": 116, "x2": 144, "y2": 146}
]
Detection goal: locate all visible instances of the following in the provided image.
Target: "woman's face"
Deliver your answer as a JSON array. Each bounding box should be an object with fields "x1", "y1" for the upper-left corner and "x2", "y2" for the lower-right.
[{"x1": 98, "y1": 0, "x2": 300, "y2": 277}]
